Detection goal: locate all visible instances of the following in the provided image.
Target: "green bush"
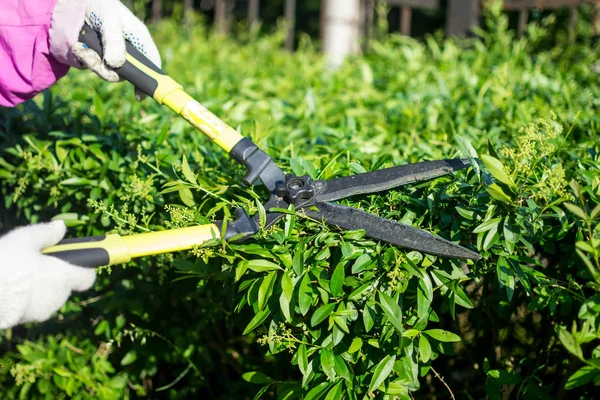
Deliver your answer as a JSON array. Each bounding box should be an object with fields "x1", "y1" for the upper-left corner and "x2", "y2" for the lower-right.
[{"x1": 1, "y1": 6, "x2": 600, "y2": 399}]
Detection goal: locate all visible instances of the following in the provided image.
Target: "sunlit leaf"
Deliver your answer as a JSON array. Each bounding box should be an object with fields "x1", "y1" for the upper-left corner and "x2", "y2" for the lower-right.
[
  {"x1": 368, "y1": 355, "x2": 396, "y2": 393},
  {"x1": 378, "y1": 291, "x2": 403, "y2": 334},
  {"x1": 242, "y1": 371, "x2": 273, "y2": 384},
  {"x1": 419, "y1": 335, "x2": 432, "y2": 363},
  {"x1": 299, "y1": 272, "x2": 313, "y2": 316},
  {"x1": 181, "y1": 155, "x2": 196, "y2": 184},
  {"x1": 481, "y1": 154, "x2": 516, "y2": 189},
  {"x1": 424, "y1": 329, "x2": 461, "y2": 342},
  {"x1": 330, "y1": 262, "x2": 345, "y2": 297},
  {"x1": 311, "y1": 303, "x2": 336, "y2": 327},
  {"x1": 320, "y1": 349, "x2": 336, "y2": 381}
]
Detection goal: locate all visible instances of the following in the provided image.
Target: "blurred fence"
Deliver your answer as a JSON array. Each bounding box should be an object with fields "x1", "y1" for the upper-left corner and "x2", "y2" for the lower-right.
[
  {"x1": 385, "y1": 0, "x2": 599, "y2": 37},
  {"x1": 141, "y1": 0, "x2": 600, "y2": 53}
]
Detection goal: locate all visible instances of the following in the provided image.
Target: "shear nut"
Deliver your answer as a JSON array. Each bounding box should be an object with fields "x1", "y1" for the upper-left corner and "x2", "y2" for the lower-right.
[{"x1": 276, "y1": 175, "x2": 315, "y2": 205}]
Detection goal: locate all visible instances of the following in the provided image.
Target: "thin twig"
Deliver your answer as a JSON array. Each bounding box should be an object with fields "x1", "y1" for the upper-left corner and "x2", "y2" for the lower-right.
[
  {"x1": 431, "y1": 367, "x2": 455, "y2": 400},
  {"x1": 63, "y1": 340, "x2": 84, "y2": 354},
  {"x1": 73, "y1": 294, "x2": 105, "y2": 306}
]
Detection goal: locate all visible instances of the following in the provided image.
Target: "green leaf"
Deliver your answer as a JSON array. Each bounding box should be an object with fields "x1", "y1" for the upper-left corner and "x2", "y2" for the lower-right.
[
  {"x1": 299, "y1": 272, "x2": 313, "y2": 316},
  {"x1": 252, "y1": 385, "x2": 272, "y2": 400},
  {"x1": 243, "y1": 308, "x2": 270, "y2": 335},
  {"x1": 591, "y1": 204, "x2": 600, "y2": 219},
  {"x1": 280, "y1": 272, "x2": 293, "y2": 322},
  {"x1": 483, "y1": 223, "x2": 500, "y2": 251},
  {"x1": 51, "y1": 213, "x2": 88, "y2": 227},
  {"x1": 487, "y1": 138, "x2": 501, "y2": 160},
  {"x1": 564, "y1": 203, "x2": 588, "y2": 220},
  {"x1": 236, "y1": 263, "x2": 249, "y2": 282},
  {"x1": 331, "y1": 324, "x2": 344, "y2": 347},
  {"x1": 55, "y1": 144, "x2": 68, "y2": 163},
  {"x1": 284, "y1": 204, "x2": 295, "y2": 237},
  {"x1": 320, "y1": 348, "x2": 337, "y2": 381},
  {"x1": 120, "y1": 350, "x2": 137, "y2": 366},
  {"x1": 231, "y1": 244, "x2": 274, "y2": 258},
  {"x1": 258, "y1": 271, "x2": 277, "y2": 311},
  {"x1": 334, "y1": 355, "x2": 352, "y2": 382},
  {"x1": 456, "y1": 206, "x2": 475, "y2": 220},
  {"x1": 486, "y1": 183, "x2": 513, "y2": 204},
  {"x1": 448, "y1": 292, "x2": 456, "y2": 320},
  {"x1": 576, "y1": 249, "x2": 598, "y2": 279},
  {"x1": 298, "y1": 344, "x2": 308, "y2": 376},
  {"x1": 424, "y1": 329, "x2": 461, "y2": 342},
  {"x1": 363, "y1": 303, "x2": 375, "y2": 332},
  {"x1": 351, "y1": 253, "x2": 372, "y2": 274},
  {"x1": 368, "y1": 355, "x2": 396, "y2": 393},
  {"x1": 502, "y1": 218, "x2": 521, "y2": 244},
  {"x1": 450, "y1": 284, "x2": 474, "y2": 309},
  {"x1": 53, "y1": 367, "x2": 73, "y2": 378},
  {"x1": 402, "y1": 329, "x2": 420, "y2": 339},
  {"x1": 557, "y1": 327, "x2": 583, "y2": 359},
  {"x1": 497, "y1": 257, "x2": 515, "y2": 301},
  {"x1": 486, "y1": 369, "x2": 522, "y2": 385},
  {"x1": 378, "y1": 291, "x2": 403, "y2": 334},
  {"x1": 348, "y1": 282, "x2": 374, "y2": 301},
  {"x1": 565, "y1": 366, "x2": 599, "y2": 389},
  {"x1": 348, "y1": 337, "x2": 363, "y2": 354},
  {"x1": 324, "y1": 380, "x2": 343, "y2": 400},
  {"x1": 334, "y1": 316, "x2": 350, "y2": 334},
  {"x1": 92, "y1": 93, "x2": 105, "y2": 119},
  {"x1": 179, "y1": 188, "x2": 195, "y2": 207},
  {"x1": 473, "y1": 218, "x2": 501, "y2": 234},
  {"x1": 481, "y1": 154, "x2": 516, "y2": 189},
  {"x1": 293, "y1": 245, "x2": 305, "y2": 276},
  {"x1": 311, "y1": 303, "x2": 336, "y2": 327},
  {"x1": 304, "y1": 382, "x2": 329, "y2": 400},
  {"x1": 419, "y1": 272, "x2": 434, "y2": 301},
  {"x1": 242, "y1": 371, "x2": 273, "y2": 384},
  {"x1": 181, "y1": 155, "x2": 196, "y2": 184},
  {"x1": 417, "y1": 286, "x2": 431, "y2": 320},
  {"x1": 330, "y1": 262, "x2": 345, "y2": 297},
  {"x1": 281, "y1": 272, "x2": 293, "y2": 299},
  {"x1": 419, "y1": 335, "x2": 432, "y2": 363},
  {"x1": 302, "y1": 360, "x2": 316, "y2": 388},
  {"x1": 576, "y1": 241, "x2": 595, "y2": 253},
  {"x1": 256, "y1": 198, "x2": 267, "y2": 229},
  {"x1": 246, "y1": 259, "x2": 283, "y2": 272}
]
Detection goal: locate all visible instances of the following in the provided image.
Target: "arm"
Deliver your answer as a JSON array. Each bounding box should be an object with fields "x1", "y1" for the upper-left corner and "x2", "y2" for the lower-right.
[
  {"x1": 0, "y1": 0, "x2": 160, "y2": 108},
  {"x1": 0, "y1": 0, "x2": 70, "y2": 107}
]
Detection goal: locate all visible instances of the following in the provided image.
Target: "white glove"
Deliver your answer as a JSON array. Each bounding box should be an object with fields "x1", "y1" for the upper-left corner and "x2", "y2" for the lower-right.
[
  {"x1": 0, "y1": 221, "x2": 96, "y2": 330},
  {"x1": 50, "y1": 0, "x2": 161, "y2": 99}
]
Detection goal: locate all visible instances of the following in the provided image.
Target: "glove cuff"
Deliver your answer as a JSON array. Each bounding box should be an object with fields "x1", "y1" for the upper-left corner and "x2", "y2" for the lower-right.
[
  {"x1": 0, "y1": 265, "x2": 31, "y2": 330},
  {"x1": 49, "y1": 0, "x2": 91, "y2": 68}
]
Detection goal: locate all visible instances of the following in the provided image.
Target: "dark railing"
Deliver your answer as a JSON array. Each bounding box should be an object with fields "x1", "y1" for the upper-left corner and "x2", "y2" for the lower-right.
[{"x1": 149, "y1": 0, "x2": 600, "y2": 49}]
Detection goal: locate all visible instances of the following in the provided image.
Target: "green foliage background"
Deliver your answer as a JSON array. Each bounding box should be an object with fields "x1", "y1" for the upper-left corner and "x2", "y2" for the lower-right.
[{"x1": 1, "y1": 5, "x2": 600, "y2": 399}]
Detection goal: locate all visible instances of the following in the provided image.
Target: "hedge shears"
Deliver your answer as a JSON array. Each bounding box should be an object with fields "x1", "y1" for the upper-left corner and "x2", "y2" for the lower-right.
[{"x1": 42, "y1": 25, "x2": 481, "y2": 267}]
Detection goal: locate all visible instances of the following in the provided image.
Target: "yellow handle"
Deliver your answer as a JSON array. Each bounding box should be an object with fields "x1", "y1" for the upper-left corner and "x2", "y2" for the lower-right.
[
  {"x1": 79, "y1": 24, "x2": 244, "y2": 153},
  {"x1": 79, "y1": 25, "x2": 283, "y2": 189},
  {"x1": 125, "y1": 55, "x2": 244, "y2": 152},
  {"x1": 42, "y1": 224, "x2": 221, "y2": 268}
]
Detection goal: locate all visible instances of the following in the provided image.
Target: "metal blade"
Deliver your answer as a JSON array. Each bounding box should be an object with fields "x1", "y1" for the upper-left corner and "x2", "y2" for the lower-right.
[
  {"x1": 315, "y1": 159, "x2": 471, "y2": 202},
  {"x1": 302, "y1": 202, "x2": 481, "y2": 260}
]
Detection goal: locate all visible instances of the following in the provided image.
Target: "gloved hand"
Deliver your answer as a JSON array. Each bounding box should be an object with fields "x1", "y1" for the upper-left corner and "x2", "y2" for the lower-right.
[
  {"x1": 0, "y1": 221, "x2": 96, "y2": 330},
  {"x1": 49, "y1": 0, "x2": 161, "y2": 100}
]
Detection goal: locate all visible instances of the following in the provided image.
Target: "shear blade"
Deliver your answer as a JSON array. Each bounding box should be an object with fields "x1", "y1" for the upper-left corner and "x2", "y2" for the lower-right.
[
  {"x1": 315, "y1": 159, "x2": 470, "y2": 202},
  {"x1": 303, "y1": 202, "x2": 481, "y2": 260}
]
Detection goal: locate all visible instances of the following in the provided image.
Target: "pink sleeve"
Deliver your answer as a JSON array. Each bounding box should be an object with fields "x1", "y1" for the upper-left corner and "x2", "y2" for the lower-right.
[{"x1": 0, "y1": 0, "x2": 70, "y2": 107}]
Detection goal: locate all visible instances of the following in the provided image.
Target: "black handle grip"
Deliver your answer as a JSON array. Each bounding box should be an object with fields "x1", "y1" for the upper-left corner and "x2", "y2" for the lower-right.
[
  {"x1": 46, "y1": 248, "x2": 110, "y2": 268},
  {"x1": 43, "y1": 235, "x2": 112, "y2": 268},
  {"x1": 78, "y1": 23, "x2": 165, "y2": 98}
]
